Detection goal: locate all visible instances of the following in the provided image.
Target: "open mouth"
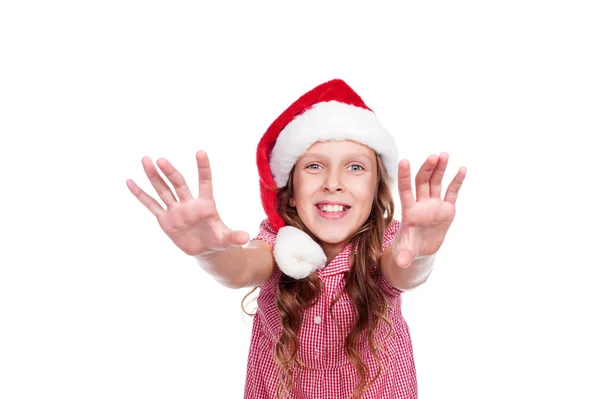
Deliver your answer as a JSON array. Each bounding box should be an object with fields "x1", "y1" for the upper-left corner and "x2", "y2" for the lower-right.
[{"x1": 315, "y1": 203, "x2": 350, "y2": 219}]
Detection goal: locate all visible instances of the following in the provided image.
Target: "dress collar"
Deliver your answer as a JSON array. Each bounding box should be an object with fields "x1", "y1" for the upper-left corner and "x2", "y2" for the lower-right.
[{"x1": 317, "y1": 241, "x2": 356, "y2": 278}]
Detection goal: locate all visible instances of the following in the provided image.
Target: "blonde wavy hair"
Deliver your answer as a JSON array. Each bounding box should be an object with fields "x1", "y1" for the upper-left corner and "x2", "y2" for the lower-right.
[{"x1": 242, "y1": 153, "x2": 395, "y2": 399}]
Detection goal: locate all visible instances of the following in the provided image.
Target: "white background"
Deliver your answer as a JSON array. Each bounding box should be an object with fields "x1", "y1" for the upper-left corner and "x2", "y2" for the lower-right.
[{"x1": 1, "y1": 1, "x2": 599, "y2": 398}]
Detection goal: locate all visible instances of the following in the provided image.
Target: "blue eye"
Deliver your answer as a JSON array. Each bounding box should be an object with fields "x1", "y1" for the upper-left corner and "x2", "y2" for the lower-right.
[
  {"x1": 349, "y1": 165, "x2": 364, "y2": 171},
  {"x1": 306, "y1": 164, "x2": 322, "y2": 169}
]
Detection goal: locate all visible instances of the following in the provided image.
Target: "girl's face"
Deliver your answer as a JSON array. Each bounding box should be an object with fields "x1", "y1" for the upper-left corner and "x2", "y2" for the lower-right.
[{"x1": 290, "y1": 140, "x2": 379, "y2": 260}]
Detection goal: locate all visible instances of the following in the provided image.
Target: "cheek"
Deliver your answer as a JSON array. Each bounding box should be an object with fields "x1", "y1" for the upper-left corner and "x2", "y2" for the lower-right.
[
  {"x1": 347, "y1": 179, "x2": 377, "y2": 202},
  {"x1": 293, "y1": 177, "x2": 320, "y2": 208}
]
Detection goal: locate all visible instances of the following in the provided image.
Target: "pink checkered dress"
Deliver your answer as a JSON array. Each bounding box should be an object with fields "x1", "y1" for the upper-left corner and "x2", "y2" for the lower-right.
[{"x1": 244, "y1": 219, "x2": 417, "y2": 399}]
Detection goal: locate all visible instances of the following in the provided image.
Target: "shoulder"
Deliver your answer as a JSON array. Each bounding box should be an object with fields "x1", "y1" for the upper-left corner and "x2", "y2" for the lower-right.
[
  {"x1": 384, "y1": 218, "x2": 401, "y2": 236},
  {"x1": 370, "y1": 218, "x2": 401, "y2": 267},
  {"x1": 250, "y1": 218, "x2": 277, "y2": 248},
  {"x1": 382, "y1": 218, "x2": 401, "y2": 250},
  {"x1": 378, "y1": 218, "x2": 404, "y2": 297},
  {"x1": 248, "y1": 219, "x2": 281, "y2": 290}
]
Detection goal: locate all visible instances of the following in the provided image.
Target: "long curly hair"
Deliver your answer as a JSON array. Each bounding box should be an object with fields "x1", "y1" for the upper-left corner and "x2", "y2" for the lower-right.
[{"x1": 242, "y1": 153, "x2": 395, "y2": 399}]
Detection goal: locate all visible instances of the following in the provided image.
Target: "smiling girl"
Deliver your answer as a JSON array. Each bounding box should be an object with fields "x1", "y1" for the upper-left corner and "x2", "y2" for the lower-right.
[{"x1": 126, "y1": 79, "x2": 466, "y2": 399}]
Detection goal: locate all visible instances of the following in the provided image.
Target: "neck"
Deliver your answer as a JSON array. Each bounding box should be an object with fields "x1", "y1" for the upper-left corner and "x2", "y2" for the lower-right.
[{"x1": 321, "y1": 240, "x2": 350, "y2": 264}]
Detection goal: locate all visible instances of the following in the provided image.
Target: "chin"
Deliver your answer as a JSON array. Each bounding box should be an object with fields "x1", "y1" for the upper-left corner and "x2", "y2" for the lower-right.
[
  {"x1": 299, "y1": 212, "x2": 362, "y2": 246},
  {"x1": 312, "y1": 225, "x2": 353, "y2": 246}
]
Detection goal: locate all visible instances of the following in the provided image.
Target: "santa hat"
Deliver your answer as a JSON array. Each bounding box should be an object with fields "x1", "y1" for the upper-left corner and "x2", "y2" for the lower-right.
[{"x1": 256, "y1": 79, "x2": 398, "y2": 279}]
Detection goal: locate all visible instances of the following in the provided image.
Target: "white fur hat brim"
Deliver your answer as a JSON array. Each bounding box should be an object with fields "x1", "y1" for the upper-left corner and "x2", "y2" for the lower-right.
[
  {"x1": 274, "y1": 226, "x2": 327, "y2": 279},
  {"x1": 269, "y1": 100, "x2": 398, "y2": 188}
]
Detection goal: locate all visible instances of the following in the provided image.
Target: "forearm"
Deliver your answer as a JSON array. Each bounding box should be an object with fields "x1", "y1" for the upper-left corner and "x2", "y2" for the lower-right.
[
  {"x1": 194, "y1": 246, "x2": 249, "y2": 289},
  {"x1": 194, "y1": 241, "x2": 274, "y2": 289},
  {"x1": 380, "y1": 248, "x2": 436, "y2": 291}
]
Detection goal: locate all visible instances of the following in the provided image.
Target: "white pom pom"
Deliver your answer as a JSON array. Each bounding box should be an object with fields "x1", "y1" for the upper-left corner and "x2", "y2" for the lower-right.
[{"x1": 273, "y1": 226, "x2": 327, "y2": 279}]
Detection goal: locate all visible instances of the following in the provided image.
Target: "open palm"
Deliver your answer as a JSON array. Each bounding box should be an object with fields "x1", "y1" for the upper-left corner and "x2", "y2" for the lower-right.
[
  {"x1": 392, "y1": 152, "x2": 466, "y2": 268},
  {"x1": 126, "y1": 150, "x2": 249, "y2": 256}
]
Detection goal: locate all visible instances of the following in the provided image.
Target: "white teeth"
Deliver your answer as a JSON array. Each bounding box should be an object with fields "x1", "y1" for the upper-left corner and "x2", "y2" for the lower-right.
[{"x1": 319, "y1": 205, "x2": 346, "y2": 212}]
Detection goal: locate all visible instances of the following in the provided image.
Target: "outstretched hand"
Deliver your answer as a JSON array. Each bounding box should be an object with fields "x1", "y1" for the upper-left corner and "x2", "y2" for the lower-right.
[
  {"x1": 126, "y1": 150, "x2": 250, "y2": 256},
  {"x1": 392, "y1": 152, "x2": 466, "y2": 268}
]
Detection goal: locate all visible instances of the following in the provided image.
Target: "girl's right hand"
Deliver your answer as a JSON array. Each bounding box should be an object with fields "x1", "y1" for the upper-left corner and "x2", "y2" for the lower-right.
[{"x1": 126, "y1": 150, "x2": 250, "y2": 256}]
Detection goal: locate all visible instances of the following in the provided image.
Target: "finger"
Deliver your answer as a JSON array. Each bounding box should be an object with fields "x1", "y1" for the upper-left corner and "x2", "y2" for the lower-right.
[
  {"x1": 415, "y1": 154, "x2": 438, "y2": 201},
  {"x1": 395, "y1": 248, "x2": 414, "y2": 269},
  {"x1": 156, "y1": 158, "x2": 193, "y2": 202},
  {"x1": 397, "y1": 160, "x2": 415, "y2": 208},
  {"x1": 142, "y1": 156, "x2": 178, "y2": 207},
  {"x1": 430, "y1": 152, "x2": 449, "y2": 199},
  {"x1": 196, "y1": 150, "x2": 215, "y2": 201},
  {"x1": 444, "y1": 166, "x2": 467, "y2": 205},
  {"x1": 227, "y1": 230, "x2": 250, "y2": 246},
  {"x1": 126, "y1": 178, "x2": 165, "y2": 217}
]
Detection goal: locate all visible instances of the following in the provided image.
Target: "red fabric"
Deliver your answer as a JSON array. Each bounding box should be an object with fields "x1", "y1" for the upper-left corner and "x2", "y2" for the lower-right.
[
  {"x1": 244, "y1": 219, "x2": 419, "y2": 399},
  {"x1": 256, "y1": 79, "x2": 373, "y2": 232}
]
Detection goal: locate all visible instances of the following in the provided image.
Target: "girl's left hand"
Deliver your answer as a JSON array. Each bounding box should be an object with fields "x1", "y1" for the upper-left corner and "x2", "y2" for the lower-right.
[{"x1": 392, "y1": 152, "x2": 467, "y2": 268}]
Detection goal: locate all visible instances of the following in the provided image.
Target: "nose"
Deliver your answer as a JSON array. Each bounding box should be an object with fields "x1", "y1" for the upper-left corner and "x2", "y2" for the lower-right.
[{"x1": 322, "y1": 170, "x2": 344, "y2": 193}]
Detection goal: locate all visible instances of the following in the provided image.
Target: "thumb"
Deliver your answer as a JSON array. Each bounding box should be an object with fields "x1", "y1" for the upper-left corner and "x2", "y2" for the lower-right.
[
  {"x1": 395, "y1": 247, "x2": 414, "y2": 269},
  {"x1": 226, "y1": 230, "x2": 250, "y2": 246}
]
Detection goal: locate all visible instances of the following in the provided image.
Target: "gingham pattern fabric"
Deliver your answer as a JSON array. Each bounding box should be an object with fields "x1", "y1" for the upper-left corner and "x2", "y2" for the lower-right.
[{"x1": 244, "y1": 219, "x2": 418, "y2": 399}]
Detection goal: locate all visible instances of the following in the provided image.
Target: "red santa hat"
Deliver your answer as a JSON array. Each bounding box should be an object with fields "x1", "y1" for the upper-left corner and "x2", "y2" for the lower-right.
[{"x1": 256, "y1": 79, "x2": 398, "y2": 279}]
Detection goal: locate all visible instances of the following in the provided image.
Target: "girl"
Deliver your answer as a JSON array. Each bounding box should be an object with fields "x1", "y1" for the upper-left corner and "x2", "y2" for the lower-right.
[{"x1": 126, "y1": 79, "x2": 466, "y2": 399}]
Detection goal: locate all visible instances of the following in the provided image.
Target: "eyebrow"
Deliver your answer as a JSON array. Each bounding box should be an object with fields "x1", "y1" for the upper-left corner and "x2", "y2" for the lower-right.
[{"x1": 300, "y1": 153, "x2": 373, "y2": 163}]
